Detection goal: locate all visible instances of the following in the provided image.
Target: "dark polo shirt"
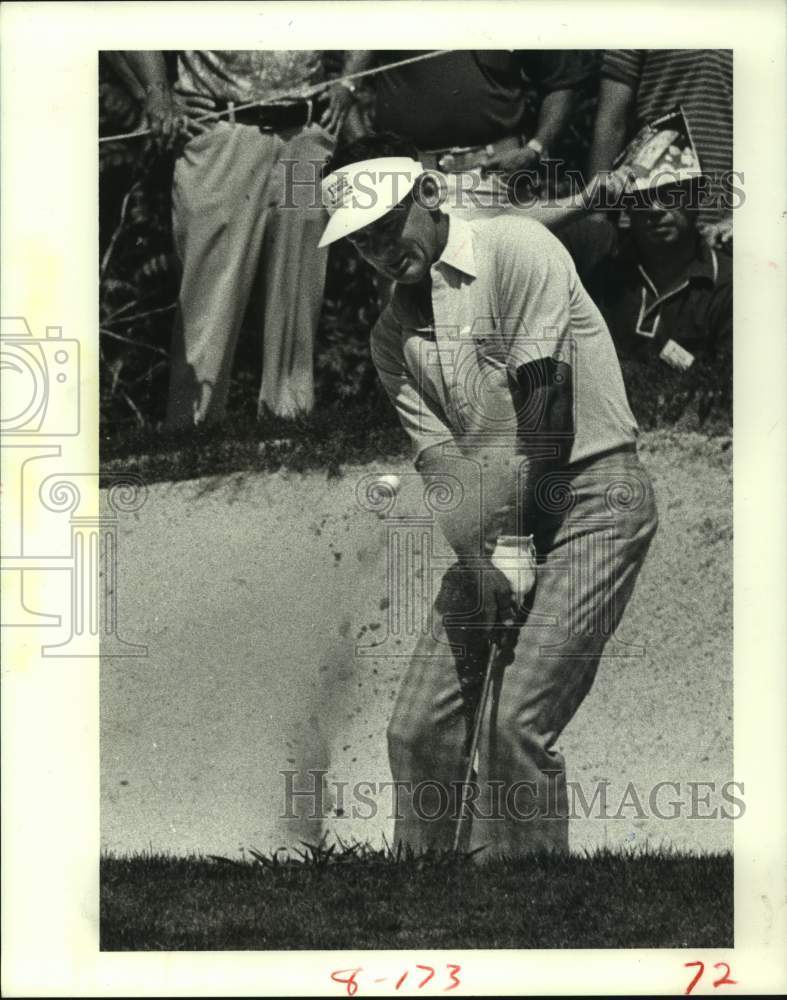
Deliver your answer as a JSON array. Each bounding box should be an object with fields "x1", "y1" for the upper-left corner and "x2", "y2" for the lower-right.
[
  {"x1": 560, "y1": 218, "x2": 732, "y2": 369},
  {"x1": 373, "y1": 50, "x2": 591, "y2": 150}
]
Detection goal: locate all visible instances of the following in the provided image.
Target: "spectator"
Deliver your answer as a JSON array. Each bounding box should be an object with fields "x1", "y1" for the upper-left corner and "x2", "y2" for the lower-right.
[
  {"x1": 588, "y1": 50, "x2": 733, "y2": 237},
  {"x1": 121, "y1": 50, "x2": 365, "y2": 427},
  {"x1": 346, "y1": 50, "x2": 593, "y2": 210},
  {"x1": 560, "y1": 180, "x2": 731, "y2": 408}
]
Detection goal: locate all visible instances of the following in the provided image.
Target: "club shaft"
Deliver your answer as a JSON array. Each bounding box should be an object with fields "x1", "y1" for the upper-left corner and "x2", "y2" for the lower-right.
[{"x1": 453, "y1": 640, "x2": 499, "y2": 852}]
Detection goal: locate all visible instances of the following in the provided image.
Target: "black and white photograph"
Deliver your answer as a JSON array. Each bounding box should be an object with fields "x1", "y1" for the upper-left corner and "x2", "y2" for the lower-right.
[{"x1": 2, "y1": 2, "x2": 786, "y2": 996}]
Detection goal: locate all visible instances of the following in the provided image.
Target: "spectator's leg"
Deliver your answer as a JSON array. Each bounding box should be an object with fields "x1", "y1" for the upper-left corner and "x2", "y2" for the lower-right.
[
  {"x1": 165, "y1": 123, "x2": 277, "y2": 429},
  {"x1": 256, "y1": 124, "x2": 335, "y2": 419}
]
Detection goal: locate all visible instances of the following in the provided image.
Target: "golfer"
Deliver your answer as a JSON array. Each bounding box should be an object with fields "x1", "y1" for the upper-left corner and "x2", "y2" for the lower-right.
[{"x1": 319, "y1": 134, "x2": 658, "y2": 858}]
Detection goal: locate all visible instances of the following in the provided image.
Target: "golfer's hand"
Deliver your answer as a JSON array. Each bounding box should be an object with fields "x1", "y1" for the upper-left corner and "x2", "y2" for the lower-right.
[
  {"x1": 479, "y1": 561, "x2": 520, "y2": 651},
  {"x1": 319, "y1": 82, "x2": 354, "y2": 137},
  {"x1": 437, "y1": 562, "x2": 516, "y2": 627},
  {"x1": 490, "y1": 535, "x2": 537, "y2": 608}
]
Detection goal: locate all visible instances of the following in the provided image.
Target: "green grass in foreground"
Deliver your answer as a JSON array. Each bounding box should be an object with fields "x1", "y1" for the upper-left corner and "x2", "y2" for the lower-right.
[{"x1": 101, "y1": 842, "x2": 733, "y2": 951}]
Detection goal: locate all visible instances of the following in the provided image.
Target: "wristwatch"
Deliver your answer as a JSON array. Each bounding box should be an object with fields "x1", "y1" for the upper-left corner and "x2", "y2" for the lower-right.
[{"x1": 337, "y1": 79, "x2": 358, "y2": 98}]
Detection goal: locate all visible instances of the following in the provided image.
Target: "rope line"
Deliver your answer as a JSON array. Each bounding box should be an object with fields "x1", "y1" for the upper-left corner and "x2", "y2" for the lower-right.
[{"x1": 99, "y1": 49, "x2": 454, "y2": 144}]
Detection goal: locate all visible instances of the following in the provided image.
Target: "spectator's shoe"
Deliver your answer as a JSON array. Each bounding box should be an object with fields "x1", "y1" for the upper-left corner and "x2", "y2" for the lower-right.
[{"x1": 258, "y1": 387, "x2": 314, "y2": 421}]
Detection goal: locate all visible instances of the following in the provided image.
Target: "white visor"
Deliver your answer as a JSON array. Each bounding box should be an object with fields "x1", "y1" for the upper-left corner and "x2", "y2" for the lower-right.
[{"x1": 318, "y1": 157, "x2": 424, "y2": 248}]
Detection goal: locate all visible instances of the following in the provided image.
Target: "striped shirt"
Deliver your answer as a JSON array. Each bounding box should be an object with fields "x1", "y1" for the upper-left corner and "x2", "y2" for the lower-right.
[
  {"x1": 371, "y1": 214, "x2": 638, "y2": 468},
  {"x1": 602, "y1": 50, "x2": 733, "y2": 222}
]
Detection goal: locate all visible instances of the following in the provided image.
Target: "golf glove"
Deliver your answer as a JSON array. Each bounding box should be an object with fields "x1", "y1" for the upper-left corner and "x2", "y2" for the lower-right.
[{"x1": 490, "y1": 534, "x2": 537, "y2": 608}]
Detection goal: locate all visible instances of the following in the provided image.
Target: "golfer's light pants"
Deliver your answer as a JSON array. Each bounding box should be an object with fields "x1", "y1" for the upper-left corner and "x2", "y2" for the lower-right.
[
  {"x1": 387, "y1": 448, "x2": 658, "y2": 858},
  {"x1": 166, "y1": 121, "x2": 334, "y2": 427}
]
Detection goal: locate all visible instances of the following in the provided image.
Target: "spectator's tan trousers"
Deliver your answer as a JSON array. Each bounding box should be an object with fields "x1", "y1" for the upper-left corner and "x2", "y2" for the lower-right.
[
  {"x1": 166, "y1": 121, "x2": 334, "y2": 427},
  {"x1": 387, "y1": 449, "x2": 658, "y2": 858}
]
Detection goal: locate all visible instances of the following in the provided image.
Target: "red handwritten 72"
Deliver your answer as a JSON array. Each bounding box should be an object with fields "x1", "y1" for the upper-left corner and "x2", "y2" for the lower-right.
[{"x1": 684, "y1": 960, "x2": 737, "y2": 995}]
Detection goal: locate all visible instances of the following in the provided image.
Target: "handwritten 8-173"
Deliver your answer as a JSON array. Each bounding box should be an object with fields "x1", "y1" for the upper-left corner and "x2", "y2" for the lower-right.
[
  {"x1": 330, "y1": 963, "x2": 462, "y2": 996},
  {"x1": 329, "y1": 959, "x2": 738, "y2": 996}
]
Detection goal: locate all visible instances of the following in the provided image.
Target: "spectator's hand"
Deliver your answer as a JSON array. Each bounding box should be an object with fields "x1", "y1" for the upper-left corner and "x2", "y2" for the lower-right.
[
  {"x1": 143, "y1": 82, "x2": 177, "y2": 149},
  {"x1": 583, "y1": 165, "x2": 637, "y2": 207},
  {"x1": 319, "y1": 82, "x2": 355, "y2": 138},
  {"x1": 481, "y1": 144, "x2": 541, "y2": 182},
  {"x1": 171, "y1": 92, "x2": 217, "y2": 145},
  {"x1": 700, "y1": 217, "x2": 733, "y2": 249}
]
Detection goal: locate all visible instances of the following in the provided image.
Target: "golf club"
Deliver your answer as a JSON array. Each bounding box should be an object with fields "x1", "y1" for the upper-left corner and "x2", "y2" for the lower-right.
[{"x1": 453, "y1": 637, "x2": 500, "y2": 852}]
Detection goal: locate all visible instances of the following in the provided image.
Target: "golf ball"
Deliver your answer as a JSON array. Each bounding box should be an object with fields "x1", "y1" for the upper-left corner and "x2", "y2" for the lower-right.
[{"x1": 375, "y1": 474, "x2": 401, "y2": 495}]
